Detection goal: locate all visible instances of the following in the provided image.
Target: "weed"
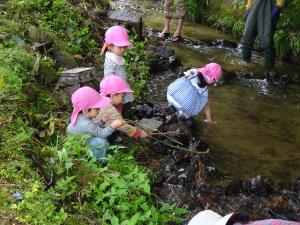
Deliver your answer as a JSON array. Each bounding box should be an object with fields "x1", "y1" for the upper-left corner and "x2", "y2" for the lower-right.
[{"x1": 124, "y1": 35, "x2": 151, "y2": 99}]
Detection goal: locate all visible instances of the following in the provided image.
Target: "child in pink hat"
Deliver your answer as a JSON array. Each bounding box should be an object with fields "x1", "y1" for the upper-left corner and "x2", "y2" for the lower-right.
[
  {"x1": 98, "y1": 75, "x2": 148, "y2": 139},
  {"x1": 67, "y1": 86, "x2": 124, "y2": 159},
  {"x1": 188, "y1": 209, "x2": 300, "y2": 225},
  {"x1": 167, "y1": 63, "x2": 222, "y2": 123},
  {"x1": 101, "y1": 25, "x2": 134, "y2": 106}
]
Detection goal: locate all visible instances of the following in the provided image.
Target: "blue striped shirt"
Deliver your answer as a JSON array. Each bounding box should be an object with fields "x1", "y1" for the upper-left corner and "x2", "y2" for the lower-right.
[{"x1": 167, "y1": 76, "x2": 208, "y2": 116}]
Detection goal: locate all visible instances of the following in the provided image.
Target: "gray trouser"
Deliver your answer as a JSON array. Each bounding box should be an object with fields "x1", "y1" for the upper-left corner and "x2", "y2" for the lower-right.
[
  {"x1": 87, "y1": 137, "x2": 109, "y2": 159},
  {"x1": 241, "y1": 0, "x2": 276, "y2": 70}
]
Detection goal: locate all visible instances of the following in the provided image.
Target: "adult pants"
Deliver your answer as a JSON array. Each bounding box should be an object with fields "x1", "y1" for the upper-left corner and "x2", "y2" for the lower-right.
[{"x1": 241, "y1": 0, "x2": 276, "y2": 70}]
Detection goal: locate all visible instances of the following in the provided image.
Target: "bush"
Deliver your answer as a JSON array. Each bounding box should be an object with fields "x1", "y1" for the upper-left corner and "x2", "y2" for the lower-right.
[
  {"x1": 274, "y1": 0, "x2": 300, "y2": 63},
  {"x1": 185, "y1": 0, "x2": 206, "y2": 22},
  {"x1": 124, "y1": 36, "x2": 151, "y2": 99}
]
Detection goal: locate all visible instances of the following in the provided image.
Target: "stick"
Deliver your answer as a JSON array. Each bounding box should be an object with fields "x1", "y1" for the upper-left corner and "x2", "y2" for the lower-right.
[
  {"x1": 125, "y1": 119, "x2": 184, "y2": 146},
  {"x1": 148, "y1": 136, "x2": 209, "y2": 155}
]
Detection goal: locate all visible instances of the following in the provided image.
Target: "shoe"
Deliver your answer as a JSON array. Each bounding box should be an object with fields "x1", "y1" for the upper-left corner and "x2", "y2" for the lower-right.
[
  {"x1": 158, "y1": 32, "x2": 171, "y2": 39},
  {"x1": 172, "y1": 35, "x2": 182, "y2": 42}
]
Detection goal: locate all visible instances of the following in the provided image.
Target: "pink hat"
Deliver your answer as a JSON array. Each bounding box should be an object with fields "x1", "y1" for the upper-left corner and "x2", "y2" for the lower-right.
[
  {"x1": 105, "y1": 26, "x2": 132, "y2": 47},
  {"x1": 100, "y1": 75, "x2": 133, "y2": 96},
  {"x1": 198, "y1": 63, "x2": 222, "y2": 85},
  {"x1": 71, "y1": 86, "x2": 111, "y2": 125}
]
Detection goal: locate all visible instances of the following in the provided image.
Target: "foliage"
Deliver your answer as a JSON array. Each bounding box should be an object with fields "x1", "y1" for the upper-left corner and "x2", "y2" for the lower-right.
[
  {"x1": 274, "y1": 0, "x2": 300, "y2": 62},
  {"x1": 232, "y1": 20, "x2": 245, "y2": 39},
  {"x1": 11, "y1": 135, "x2": 186, "y2": 224},
  {"x1": 213, "y1": 15, "x2": 235, "y2": 33},
  {"x1": 185, "y1": 0, "x2": 206, "y2": 22},
  {"x1": 7, "y1": 0, "x2": 98, "y2": 54},
  {"x1": 124, "y1": 35, "x2": 151, "y2": 99}
]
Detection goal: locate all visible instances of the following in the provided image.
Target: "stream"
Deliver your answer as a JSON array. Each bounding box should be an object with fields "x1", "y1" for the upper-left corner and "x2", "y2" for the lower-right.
[
  {"x1": 111, "y1": 0, "x2": 300, "y2": 222},
  {"x1": 112, "y1": 0, "x2": 300, "y2": 181}
]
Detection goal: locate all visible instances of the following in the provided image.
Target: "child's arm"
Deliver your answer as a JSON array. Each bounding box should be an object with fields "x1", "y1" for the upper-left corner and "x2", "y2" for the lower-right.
[
  {"x1": 99, "y1": 104, "x2": 148, "y2": 138},
  {"x1": 204, "y1": 103, "x2": 213, "y2": 123},
  {"x1": 68, "y1": 114, "x2": 118, "y2": 138}
]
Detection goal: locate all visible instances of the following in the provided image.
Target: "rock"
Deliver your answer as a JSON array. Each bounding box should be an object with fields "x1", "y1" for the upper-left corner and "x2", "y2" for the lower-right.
[
  {"x1": 12, "y1": 191, "x2": 24, "y2": 203},
  {"x1": 149, "y1": 46, "x2": 181, "y2": 73},
  {"x1": 139, "y1": 118, "x2": 163, "y2": 132},
  {"x1": 135, "y1": 103, "x2": 154, "y2": 118},
  {"x1": 215, "y1": 39, "x2": 238, "y2": 48},
  {"x1": 108, "y1": 11, "x2": 142, "y2": 41},
  {"x1": 52, "y1": 51, "x2": 78, "y2": 69},
  {"x1": 59, "y1": 67, "x2": 97, "y2": 86}
]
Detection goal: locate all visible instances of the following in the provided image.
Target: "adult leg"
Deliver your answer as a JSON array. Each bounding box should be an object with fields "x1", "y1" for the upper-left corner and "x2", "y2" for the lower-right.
[
  {"x1": 161, "y1": 17, "x2": 171, "y2": 34},
  {"x1": 241, "y1": 0, "x2": 261, "y2": 62},
  {"x1": 173, "y1": 18, "x2": 184, "y2": 39},
  {"x1": 87, "y1": 137, "x2": 109, "y2": 159},
  {"x1": 257, "y1": 0, "x2": 276, "y2": 72},
  {"x1": 161, "y1": 0, "x2": 172, "y2": 36},
  {"x1": 172, "y1": 0, "x2": 185, "y2": 41}
]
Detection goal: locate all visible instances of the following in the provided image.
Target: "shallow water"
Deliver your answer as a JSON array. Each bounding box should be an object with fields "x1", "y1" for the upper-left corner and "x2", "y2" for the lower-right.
[{"x1": 144, "y1": 12, "x2": 300, "y2": 181}]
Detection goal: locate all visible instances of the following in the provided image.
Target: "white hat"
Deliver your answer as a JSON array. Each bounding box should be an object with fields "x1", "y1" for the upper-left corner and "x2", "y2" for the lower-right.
[{"x1": 188, "y1": 210, "x2": 235, "y2": 225}]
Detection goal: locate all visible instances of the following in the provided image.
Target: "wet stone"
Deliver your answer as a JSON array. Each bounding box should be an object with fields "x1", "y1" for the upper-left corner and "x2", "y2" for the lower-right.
[
  {"x1": 139, "y1": 118, "x2": 163, "y2": 132},
  {"x1": 214, "y1": 39, "x2": 238, "y2": 49},
  {"x1": 149, "y1": 46, "x2": 180, "y2": 73}
]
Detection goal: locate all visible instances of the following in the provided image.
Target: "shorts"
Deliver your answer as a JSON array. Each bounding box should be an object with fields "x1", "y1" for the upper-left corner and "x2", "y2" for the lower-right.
[{"x1": 163, "y1": 0, "x2": 185, "y2": 19}]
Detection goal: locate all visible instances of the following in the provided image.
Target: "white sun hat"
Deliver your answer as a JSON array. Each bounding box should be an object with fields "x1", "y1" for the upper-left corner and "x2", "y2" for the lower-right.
[{"x1": 188, "y1": 210, "x2": 235, "y2": 225}]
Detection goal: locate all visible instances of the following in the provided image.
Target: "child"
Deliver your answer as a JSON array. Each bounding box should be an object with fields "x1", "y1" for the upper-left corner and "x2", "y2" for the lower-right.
[
  {"x1": 67, "y1": 86, "x2": 124, "y2": 159},
  {"x1": 99, "y1": 75, "x2": 148, "y2": 139},
  {"x1": 167, "y1": 63, "x2": 222, "y2": 123},
  {"x1": 188, "y1": 209, "x2": 300, "y2": 225},
  {"x1": 101, "y1": 25, "x2": 134, "y2": 105}
]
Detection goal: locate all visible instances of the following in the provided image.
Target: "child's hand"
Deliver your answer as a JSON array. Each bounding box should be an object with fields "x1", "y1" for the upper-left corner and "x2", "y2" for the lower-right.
[
  {"x1": 111, "y1": 119, "x2": 124, "y2": 129},
  {"x1": 102, "y1": 114, "x2": 110, "y2": 122},
  {"x1": 184, "y1": 69, "x2": 198, "y2": 77},
  {"x1": 139, "y1": 130, "x2": 148, "y2": 138}
]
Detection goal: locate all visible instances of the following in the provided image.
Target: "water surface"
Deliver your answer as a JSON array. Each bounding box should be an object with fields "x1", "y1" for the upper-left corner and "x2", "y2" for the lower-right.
[{"x1": 144, "y1": 12, "x2": 300, "y2": 181}]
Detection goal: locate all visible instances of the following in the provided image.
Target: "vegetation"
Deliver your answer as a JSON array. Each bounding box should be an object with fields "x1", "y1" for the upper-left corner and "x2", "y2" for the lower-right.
[
  {"x1": 125, "y1": 36, "x2": 151, "y2": 100},
  {"x1": 185, "y1": 0, "x2": 206, "y2": 22},
  {"x1": 185, "y1": 0, "x2": 300, "y2": 63},
  {"x1": 0, "y1": 0, "x2": 185, "y2": 224}
]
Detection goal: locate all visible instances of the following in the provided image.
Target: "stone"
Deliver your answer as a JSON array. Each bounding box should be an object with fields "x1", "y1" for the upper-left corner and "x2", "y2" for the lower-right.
[
  {"x1": 108, "y1": 10, "x2": 143, "y2": 40},
  {"x1": 59, "y1": 67, "x2": 96, "y2": 85},
  {"x1": 139, "y1": 118, "x2": 163, "y2": 132},
  {"x1": 62, "y1": 84, "x2": 80, "y2": 97}
]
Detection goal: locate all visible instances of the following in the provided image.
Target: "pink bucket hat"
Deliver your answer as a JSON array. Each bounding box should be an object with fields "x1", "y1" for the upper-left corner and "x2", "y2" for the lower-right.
[
  {"x1": 100, "y1": 26, "x2": 132, "y2": 55},
  {"x1": 197, "y1": 63, "x2": 222, "y2": 85},
  {"x1": 105, "y1": 25, "x2": 132, "y2": 47},
  {"x1": 71, "y1": 86, "x2": 111, "y2": 125},
  {"x1": 188, "y1": 210, "x2": 235, "y2": 225},
  {"x1": 100, "y1": 75, "x2": 133, "y2": 97}
]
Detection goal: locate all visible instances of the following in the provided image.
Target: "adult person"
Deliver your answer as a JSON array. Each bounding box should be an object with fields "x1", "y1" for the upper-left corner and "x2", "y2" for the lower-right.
[
  {"x1": 159, "y1": 0, "x2": 185, "y2": 42},
  {"x1": 241, "y1": 0, "x2": 285, "y2": 77},
  {"x1": 188, "y1": 209, "x2": 300, "y2": 225}
]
